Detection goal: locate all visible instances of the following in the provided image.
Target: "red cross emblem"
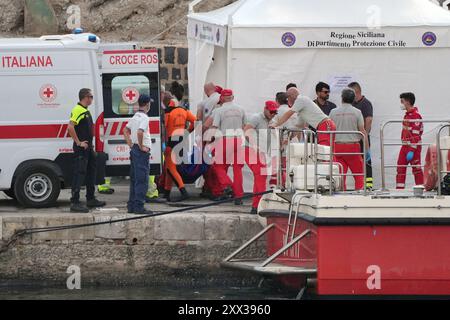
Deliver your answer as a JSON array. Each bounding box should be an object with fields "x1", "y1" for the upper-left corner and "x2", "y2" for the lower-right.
[
  {"x1": 40, "y1": 84, "x2": 57, "y2": 103},
  {"x1": 122, "y1": 87, "x2": 140, "y2": 104}
]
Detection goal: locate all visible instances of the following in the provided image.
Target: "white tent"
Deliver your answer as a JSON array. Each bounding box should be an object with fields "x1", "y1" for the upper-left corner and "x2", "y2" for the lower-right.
[{"x1": 187, "y1": 0, "x2": 450, "y2": 189}]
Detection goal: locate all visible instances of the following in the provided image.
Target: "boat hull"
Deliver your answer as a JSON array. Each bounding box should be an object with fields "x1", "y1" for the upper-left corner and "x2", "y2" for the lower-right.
[{"x1": 266, "y1": 214, "x2": 450, "y2": 296}]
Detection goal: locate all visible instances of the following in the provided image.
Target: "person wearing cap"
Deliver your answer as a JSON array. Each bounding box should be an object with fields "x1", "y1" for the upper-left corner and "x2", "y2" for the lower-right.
[
  {"x1": 211, "y1": 89, "x2": 247, "y2": 205},
  {"x1": 123, "y1": 94, "x2": 153, "y2": 214},
  {"x1": 68, "y1": 88, "x2": 106, "y2": 213},
  {"x1": 244, "y1": 100, "x2": 279, "y2": 214},
  {"x1": 270, "y1": 87, "x2": 336, "y2": 147},
  {"x1": 329, "y1": 88, "x2": 369, "y2": 191},
  {"x1": 163, "y1": 99, "x2": 197, "y2": 201}
]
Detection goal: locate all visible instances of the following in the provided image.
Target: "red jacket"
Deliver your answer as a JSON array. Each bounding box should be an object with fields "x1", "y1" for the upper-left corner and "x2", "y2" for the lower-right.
[{"x1": 401, "y1": 107, "x2": 423, "y2": 151}]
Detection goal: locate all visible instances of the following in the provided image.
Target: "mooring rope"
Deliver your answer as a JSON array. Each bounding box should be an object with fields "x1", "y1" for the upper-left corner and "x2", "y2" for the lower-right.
[{"x1": 0, "y1": 190, "x2": 273, "y2": 254}]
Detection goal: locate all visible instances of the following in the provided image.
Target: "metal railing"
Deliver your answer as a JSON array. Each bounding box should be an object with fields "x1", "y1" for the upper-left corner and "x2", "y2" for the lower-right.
[
  {"x1": 437, "y1": 124, "x2": 450, "y2": 196},
  {"x1": 380, "y1": 120, "x2": 450, "y2": 191},
  {"x1": 316, "y1": 130, "x2": 367, "y2": 196},
  {"x1": 276, "y1": 128, "x2": 367, "y2": 196},
  {"x1": 285, "y1": 193, "x2": 312, "y2": 245}
]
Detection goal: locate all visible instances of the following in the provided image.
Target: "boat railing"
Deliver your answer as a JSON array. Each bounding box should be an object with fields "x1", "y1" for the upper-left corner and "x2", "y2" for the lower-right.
[
  {"x1": 316, "y1": 130, "x2": 367, "y2": 196},
  {"x1": 437, "y1": 124, "x2": 450, "y2": 196},
  {"x1": 380, "y1": 120, "x2": 450, "y2": 191},
  {"x1": 276, "y1": 128, "x2": 367, "y2": 196}
]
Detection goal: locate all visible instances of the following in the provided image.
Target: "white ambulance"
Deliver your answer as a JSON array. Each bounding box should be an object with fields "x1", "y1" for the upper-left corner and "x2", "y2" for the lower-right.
[{"x1": 0, "y1": 33, "x2": 162, "y2": 208}]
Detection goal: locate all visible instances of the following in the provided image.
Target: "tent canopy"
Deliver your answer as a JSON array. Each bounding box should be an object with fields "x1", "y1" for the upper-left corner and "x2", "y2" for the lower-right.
[
  {"x1": 187, "y1": 0, "x2": 450, "y2": 190},
  {"x1": 189, "y1": 0, "x2": 450, "y2": 28}
]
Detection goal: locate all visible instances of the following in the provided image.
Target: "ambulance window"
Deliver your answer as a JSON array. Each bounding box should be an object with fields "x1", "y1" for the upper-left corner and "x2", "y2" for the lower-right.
[{"x1": 111, "y1": 75, "x2": 150, "y2": 116}]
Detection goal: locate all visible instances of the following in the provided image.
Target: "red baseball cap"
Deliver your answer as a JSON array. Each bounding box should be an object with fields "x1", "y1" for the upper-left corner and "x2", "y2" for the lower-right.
[
  {"x1": 221, "y1": 89, "x2": 233, "y2": 98},
  {"x1": 215, "y1": 86, "x2": 223, "y2": 94},
  {"x1": 265, "y1": 100, "x2": 279, "y2": 112}
]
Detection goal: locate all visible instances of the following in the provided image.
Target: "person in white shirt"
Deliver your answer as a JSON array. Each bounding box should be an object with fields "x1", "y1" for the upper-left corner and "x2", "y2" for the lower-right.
[
  {"x1": 244, "y1": 100, "x2": 279, "y2": 214},
  {"x1": 271, "y1": 87, "x2": 336, "y2": 146},
  {"x1": 197, "y1": 82, "x2": 222, "y2": 122},
  {"x1": 197, "y1": 83, "x2": 222, "y2": 199},
  {"x1": 123, "y1": 94, "x2": 153, "y2": 215},
  {"x1": 211, "y1": 89, "x2": 247, "y2": 205},
  {"x1": 276, "y1": 92, "x2": 301, "y2": 131}
]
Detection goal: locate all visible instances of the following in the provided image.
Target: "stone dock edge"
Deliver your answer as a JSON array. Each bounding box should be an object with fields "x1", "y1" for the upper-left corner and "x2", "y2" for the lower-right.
[{"x1": 0, "y1": 213, "x2": 267, "y2": 287}]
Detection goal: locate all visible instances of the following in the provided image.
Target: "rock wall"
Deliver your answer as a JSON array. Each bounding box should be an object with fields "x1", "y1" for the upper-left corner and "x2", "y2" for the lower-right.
[
  {"x1": 0, "y1": 0, "x2": 234, "y2": 103},
  {"x1": 0, "y1": 212, "x2": 265, "y2": 286},
  {"x1": 0, "y1": 0, "x2": 236, "y2": 44}
]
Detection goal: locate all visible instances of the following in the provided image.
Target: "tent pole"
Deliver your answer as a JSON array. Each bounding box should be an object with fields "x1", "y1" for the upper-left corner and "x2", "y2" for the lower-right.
[
  {"x1": 226, "y1": 16, "x2": 232, "y2": 87},
  {"x1": 189, "y1": 0, "x2": 206, "y2": 13}
]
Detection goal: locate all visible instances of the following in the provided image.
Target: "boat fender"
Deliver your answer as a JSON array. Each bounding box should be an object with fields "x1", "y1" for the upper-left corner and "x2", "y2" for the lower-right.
[{"x1": 424, "y1": 145, "x2": 438, "y2": 191}]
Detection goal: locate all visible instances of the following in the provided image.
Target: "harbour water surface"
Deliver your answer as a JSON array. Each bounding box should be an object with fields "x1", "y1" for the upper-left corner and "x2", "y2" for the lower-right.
[{"x1": 0, "y1": 284, "x2": 296, "y2": 300}]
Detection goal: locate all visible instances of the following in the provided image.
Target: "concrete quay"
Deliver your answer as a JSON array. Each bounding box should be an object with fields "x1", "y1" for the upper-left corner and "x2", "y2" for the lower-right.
[{"x1": 0, "y1": 185, "x2": 266, "y2": 287}]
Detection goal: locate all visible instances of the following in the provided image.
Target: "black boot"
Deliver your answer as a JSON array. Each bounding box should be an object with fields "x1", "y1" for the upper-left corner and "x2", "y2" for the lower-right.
[
  {"x1": 178, "y1": 187, "x2": 189, "y2": 202},
  {"x1": 223, "y1": 186, "x2": 234, "y2": 198},
  {"x1": 70, "y1": 202, "x2": 89, "y2": 213},
  {"x1": 163, "y1": 189, "x2": 171, "y2": 202},
  {"x1": 86, "y1": 198, "x2": 106, "y2": 208}
]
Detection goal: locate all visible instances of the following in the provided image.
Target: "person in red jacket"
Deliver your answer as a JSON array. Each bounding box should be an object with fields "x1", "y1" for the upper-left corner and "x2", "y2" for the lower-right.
[{"x1": 396, "y1": 92, "x2": 424, "y2": 189}]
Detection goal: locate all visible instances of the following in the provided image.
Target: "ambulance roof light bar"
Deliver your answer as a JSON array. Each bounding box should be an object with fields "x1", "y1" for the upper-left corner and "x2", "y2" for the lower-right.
[
  {"x1": 73, "y1": 28, "x2": 84, "y2": 34},
  {"x1": 39, "y1": 35, "x2": 74, "y2": 41},
  {"x1": 39, "y1": 33, "x2": 99, "y2": 44}
]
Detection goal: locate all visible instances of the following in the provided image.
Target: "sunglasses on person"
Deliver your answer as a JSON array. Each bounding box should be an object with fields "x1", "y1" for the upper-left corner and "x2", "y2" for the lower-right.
[{"x1": 269, "y1": 110, "x2": 278, "y2": 115}]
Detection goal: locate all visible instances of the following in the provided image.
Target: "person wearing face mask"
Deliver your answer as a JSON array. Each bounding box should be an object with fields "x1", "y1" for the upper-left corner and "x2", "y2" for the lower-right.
[
  {"x1": 244, "y1": 100, "x2": 279, "y2": 214},
  {"x1": 396, "y1": 92, "x2": 424, "y2": 189}
]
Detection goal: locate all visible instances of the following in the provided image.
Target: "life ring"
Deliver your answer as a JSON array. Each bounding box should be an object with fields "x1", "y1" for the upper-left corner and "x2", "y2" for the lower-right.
[{"x1": 424, "y1": 145, "x2": 438, "y2": 191}]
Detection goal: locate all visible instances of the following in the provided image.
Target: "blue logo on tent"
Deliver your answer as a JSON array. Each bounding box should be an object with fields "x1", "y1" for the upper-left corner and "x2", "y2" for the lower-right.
[
  {"x1": 282, "y1": 32, "x2": 296, "y2": 47},
  {"x1": 422, "y1": 32, "x2": 437, "y2": 46}
]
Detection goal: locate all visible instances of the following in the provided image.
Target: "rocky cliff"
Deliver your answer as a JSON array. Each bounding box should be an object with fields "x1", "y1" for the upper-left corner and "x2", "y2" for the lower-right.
[{"x1": 0, "y1": 0, "x2": 236, "y2": 44}]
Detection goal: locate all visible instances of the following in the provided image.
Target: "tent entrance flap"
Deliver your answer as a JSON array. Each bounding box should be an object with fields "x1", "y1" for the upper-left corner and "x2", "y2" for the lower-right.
[{"x1": 187, "y1": 38, "x2": 215, "y2": 115}]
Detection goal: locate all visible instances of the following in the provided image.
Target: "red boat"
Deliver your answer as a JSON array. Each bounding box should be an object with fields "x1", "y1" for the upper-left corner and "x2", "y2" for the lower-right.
[{"x1": 222, "y1": 123, "x2": 450, "y2": 298}]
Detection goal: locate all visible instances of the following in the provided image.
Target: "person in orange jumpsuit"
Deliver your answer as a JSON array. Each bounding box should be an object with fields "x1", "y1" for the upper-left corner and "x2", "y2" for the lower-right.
[{"x1": 163, "y1": 99, "x2": 197, "y2": 201}]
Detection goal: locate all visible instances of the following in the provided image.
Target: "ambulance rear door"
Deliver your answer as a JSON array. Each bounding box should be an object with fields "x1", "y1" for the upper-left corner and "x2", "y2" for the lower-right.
[{"x1": 100, "y1": 49, "x2": 161, "y2": 177}]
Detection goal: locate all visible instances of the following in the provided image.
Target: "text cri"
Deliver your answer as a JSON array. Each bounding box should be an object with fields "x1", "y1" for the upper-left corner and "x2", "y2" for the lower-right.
[
  {"x1": 109, "y1": 54, "x2": 158, "y2": 66},
  {"x1": 116, "y1": 145, "x2": 129, "y2": 153}
]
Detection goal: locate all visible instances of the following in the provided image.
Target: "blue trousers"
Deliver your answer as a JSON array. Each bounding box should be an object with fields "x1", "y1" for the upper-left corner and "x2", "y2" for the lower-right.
[{"x1": 128, "y1": 145, "x2": 150, "y2": 212}]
